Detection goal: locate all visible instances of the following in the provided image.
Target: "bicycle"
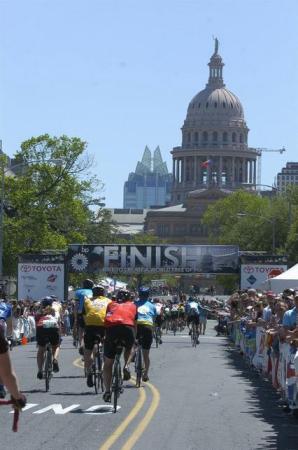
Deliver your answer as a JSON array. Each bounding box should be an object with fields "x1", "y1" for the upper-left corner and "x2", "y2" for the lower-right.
[
  {"x1": 190, "y1": 321, "x2": 199, "y2": 348},
  {"x1": 154, "y1": 325, "x2": 162, "y2": 348},
  {"x1": 134, "y1": 340, "x2": 143, "y2": 388},
  {"x1": 111, "y1": 343, "x2": 124, "y2": 413},
  {"x1": 0, "y1": 399, "x2": 20, "y2": 432},
  {"x1": 43, "y1": 342, "x2": 53, "y2": 392},
  {"x1": 91, "y1": 339, "x2": 104, "y2": 394}
]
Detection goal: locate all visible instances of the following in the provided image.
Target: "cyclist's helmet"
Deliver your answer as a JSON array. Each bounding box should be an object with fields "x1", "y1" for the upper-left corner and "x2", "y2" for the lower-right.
[
  {"x1": 138, "y1": 286, "x2": 150, "y2": 300},
  {"x1": 83, "y1": 279, "x2": 94, "y2": 289},
  {"x1": 116, "y1": 289, "x2": 131, "y2": 302},
  {"x1": 92, "y1": 285, "x2": 106, "y2": 297}
]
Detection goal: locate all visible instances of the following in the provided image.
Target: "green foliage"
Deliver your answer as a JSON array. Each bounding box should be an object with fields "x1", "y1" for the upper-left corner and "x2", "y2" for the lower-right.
[
  {"x1": 202, "y1": 190, "x2": 289, "y2": 254},
  {"x1": 3, "y1": 134, "x2": 113, "y2": 275}
]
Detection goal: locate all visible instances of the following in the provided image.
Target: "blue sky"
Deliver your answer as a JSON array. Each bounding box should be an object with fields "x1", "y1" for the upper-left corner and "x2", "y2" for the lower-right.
[{"x1": 1, "y1": 0, "x2": 297, "y2": 207}]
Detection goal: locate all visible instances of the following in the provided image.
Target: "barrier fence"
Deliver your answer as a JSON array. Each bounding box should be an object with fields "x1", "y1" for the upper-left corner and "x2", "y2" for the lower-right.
[{"x1": 229, "y1": 321, "x2": 298, "y2": 410}]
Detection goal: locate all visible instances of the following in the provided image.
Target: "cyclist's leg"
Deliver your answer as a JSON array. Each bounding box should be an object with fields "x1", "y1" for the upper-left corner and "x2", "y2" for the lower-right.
[
  {"x1": 140, "y1": 325, "x2": 153, "y2": 381},
  {"x1": 84, "y1": 327, "x2": 95, "y2": 386},
  {"x1": 36, "y1": 327, "x2": 47, "y2": 377},
  {"x1": 49, "y1": 328, "x2": 60, "y2": 372},
  {"x1": 103, "y1": 327, "x2": 118, "y2": 399},
  {"x1": 122, "y1": 325, "x2": 135, "y2": 380}
]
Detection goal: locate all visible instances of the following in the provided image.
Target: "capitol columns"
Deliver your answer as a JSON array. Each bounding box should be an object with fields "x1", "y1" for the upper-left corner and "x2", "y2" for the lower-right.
[{"x1": 219, "y1": 155, "x2": 223, "y2": 187}]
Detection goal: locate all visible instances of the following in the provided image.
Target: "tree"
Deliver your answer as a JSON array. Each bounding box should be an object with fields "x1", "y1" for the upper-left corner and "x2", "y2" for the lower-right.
[
  {"x1": 202, "y1": 190, "x2": 289, "y2": 253},
  {"x1": 3, "y1": 134, "x2": 112, "y2": 275}
]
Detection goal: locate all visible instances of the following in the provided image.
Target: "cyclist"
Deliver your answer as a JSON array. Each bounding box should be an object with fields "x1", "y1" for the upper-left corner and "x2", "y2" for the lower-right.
[
  {"x1": 0, "y1": 316, "x2": 26, "y2": 408},
  {"x1": 73, "y1": 279, "x2": 94, "y2": 354},
  {"x1": 170, "y1": 302, "x2": 179, "y2": 333},
  {"x1": 103, "y1": 289, "x2": 137, "y2": 402},
  {"x1": 177, "y1": 302, "x2": 186, "y2": 330},
  {"x1": 0, "y1": 298, "x2": 13, "y2": 398},
  {"x1": 133, "y1": 286, "x2": 157, "y2": 382},
  {"x1": 185, "y1": 297, "x2": 200, "y2": 344},
  {"x1": 153, "y1": 298, "x2": 164, "y2": 345},
  {"x1": 163, "y1": 302, "x2": 171, "y2": 332},
  {"x1": 36, "y1": 297, "x2": 61, "y2": 379},
  {"x1": 83, "y1": 285, "x2": 111, "y2": 388}
]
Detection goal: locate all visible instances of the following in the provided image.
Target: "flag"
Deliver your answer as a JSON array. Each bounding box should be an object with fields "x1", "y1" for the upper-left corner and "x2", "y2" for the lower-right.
[{"x1": 200, "y1": 159, "x2": 212, "y2": 168}]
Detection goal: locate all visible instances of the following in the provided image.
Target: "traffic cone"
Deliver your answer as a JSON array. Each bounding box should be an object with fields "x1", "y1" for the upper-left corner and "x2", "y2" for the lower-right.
[{"x1": 21, "y1": 335, "x2": 28, "y2": 345}]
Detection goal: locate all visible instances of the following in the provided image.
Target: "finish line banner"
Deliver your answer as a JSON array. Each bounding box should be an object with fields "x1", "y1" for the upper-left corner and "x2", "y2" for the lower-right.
[{"x1": 68, "y1": 244, "x2": 239, "y2": 274}]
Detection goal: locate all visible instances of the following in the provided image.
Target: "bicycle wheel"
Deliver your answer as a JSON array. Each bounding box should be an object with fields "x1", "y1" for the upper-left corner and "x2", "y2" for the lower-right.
[
  {"x1": 135, "y1": 346, "x2": 143, "y2": 388},
  {"x1": 44, "y1": 346, "x2": 52, "y2": 392},
  {"x1": 112, "y1": 358, "x2": 120, "y2": 413},
  {"x1": 192, "y1": 327, "x2": 197, "y2": 348},
  {"x1": 93, "y1": 362, "x2": 98, "y2": 395},
  {"x1": 97, "y1": 349, "x2": 104, "y2": 393}
]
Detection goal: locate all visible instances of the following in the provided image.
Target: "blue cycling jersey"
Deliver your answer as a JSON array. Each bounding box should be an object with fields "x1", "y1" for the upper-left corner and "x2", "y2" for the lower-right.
[
  {"x1": 0, "y1": 301, "x2": 12, "y2": 321},
  {"x1": 185, "y1": 301, "x2": 200, "y2": 316},
  {"x1": 75, "y1": 288, "x2": 93, "y2": 314},
  {"x1": 135, "y1": 299, "x2": 157, "y2": 326}
]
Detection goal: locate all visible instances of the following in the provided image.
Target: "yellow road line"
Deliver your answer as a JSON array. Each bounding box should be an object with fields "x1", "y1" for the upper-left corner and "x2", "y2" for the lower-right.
[
  {"x1": 73, "y1": 357, "x2": 84, "y2": 369},
  {"x1": 72, "y1": 357, "x2": 147, "y2": 450},
  {"x1": 121, "y1": 380, "x2": 160, "y2": 450},
  {"x1": 99, "y1": 386, "x2": 146, "y2": 450}
]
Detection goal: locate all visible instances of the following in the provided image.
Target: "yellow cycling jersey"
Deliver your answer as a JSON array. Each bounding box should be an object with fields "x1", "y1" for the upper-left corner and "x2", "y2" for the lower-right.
[{"x1": 83, "y1": 296, "x2": 111, "y2": 326}]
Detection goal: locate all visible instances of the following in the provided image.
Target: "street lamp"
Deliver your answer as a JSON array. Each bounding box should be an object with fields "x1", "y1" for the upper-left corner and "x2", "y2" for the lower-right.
[
  {"x1": 236, "y1": 212, "x2": 276, "y2": 254},
  {"x1": 0, "y1": 153, "x2": 64, "y2": 279}
]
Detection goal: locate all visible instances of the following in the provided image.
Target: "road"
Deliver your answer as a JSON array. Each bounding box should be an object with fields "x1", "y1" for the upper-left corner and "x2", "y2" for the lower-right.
[{"x1": 1, "y1": 321, "x2": 298, "y2": 450}]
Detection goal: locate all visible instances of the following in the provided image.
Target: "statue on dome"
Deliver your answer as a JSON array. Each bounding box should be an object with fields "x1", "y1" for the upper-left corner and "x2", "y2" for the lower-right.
[{"x1": 214, "y1": 37, "x2": 219, "y2": 54}]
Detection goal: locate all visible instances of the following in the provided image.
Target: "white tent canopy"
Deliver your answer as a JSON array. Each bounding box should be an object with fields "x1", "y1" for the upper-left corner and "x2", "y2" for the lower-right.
[{"x1": 261, "y1": 264, "x2": 298, "y2": 293}]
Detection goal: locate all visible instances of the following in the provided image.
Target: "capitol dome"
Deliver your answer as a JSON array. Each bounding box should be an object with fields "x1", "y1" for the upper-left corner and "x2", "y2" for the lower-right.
[
  {"x1": 187, "y1": 87, "x2": 244, "y2": 122},
  {"x1": 181, "y1": 40, "x2": 248, "y2": 146},
  {"x1": 171, "y1": 39, "x2": 258, "y2": 204}
]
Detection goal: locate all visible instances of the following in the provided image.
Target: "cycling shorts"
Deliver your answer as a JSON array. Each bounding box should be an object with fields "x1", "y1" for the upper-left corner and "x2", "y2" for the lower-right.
[
  {"x1": 137, "y1": 324, "x2": 154, "y2": 350},
  {"x1": 84, "y1": 326, "x2": 105, "y2": 351},
  {"x1": 187, "y1": 315, "x2": 200, "y2": 326},
  {"x1": 0, "y1": 320, "x2": 8, "y2": 354},
  {"x1": 36, "y1": 327, "x2": 60, "y2": 347},
  {"x1": 155, "y1": 316, "x2": 163, "y2": 328},
  {"x1": 104, "y1": 325, "x2": 135, "y2": 359}
]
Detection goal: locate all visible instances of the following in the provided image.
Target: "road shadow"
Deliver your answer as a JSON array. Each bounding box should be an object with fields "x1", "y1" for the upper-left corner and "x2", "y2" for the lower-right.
[
  {"x1": 225, "y1": 345, "x2": 298, "y2": 450},
  {"x1": 22, "y1": 389, "x2": 45, "y2": 394},
  {"x1": 53, "y1": 391, "x2": 95, "y2": 396},
  {"x1": 54, "y1": 375, "x2": 84, "y2": 379}
]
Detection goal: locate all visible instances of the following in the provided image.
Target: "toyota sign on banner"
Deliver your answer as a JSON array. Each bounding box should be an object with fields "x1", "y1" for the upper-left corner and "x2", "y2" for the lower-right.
[
  {"x1": 241, "y1": 264, "x2": 288, "y2": 290},
  {"x1": 18, "y1": 253, "x2": 66, "y2": 301}
]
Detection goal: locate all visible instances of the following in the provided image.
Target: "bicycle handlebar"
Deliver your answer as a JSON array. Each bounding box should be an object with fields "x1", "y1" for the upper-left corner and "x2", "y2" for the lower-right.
[{"x1": 0, "y1": 399, "x2": 20, "y2": 432}]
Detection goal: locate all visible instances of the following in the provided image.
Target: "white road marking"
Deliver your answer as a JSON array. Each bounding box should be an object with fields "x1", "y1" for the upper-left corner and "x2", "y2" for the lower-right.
[
  {"x1": 33, "y1": 404, "x2": 80, "y2": 415},
  {"x1": 9, "y1": 403, "x2": 38, "y2": 413}
]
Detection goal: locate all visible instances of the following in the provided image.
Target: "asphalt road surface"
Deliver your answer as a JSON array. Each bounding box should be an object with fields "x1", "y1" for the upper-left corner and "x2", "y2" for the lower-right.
[{"x1": 1, "y1": 321, "x2": 298, "y2": 450}]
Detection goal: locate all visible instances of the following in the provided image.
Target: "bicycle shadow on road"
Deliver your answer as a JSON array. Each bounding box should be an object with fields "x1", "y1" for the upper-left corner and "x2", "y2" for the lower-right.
[{"x1": 225, "y1": 346, "x2": 298, "y2": 450}]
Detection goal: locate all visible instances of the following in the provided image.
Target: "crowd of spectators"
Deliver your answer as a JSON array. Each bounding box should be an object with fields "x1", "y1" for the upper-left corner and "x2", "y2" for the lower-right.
[
  {"x1": 3, "y1": 299, "x2": 75, "y2": 346},
  {"x1": 227, "y1": 287, "x2": 298, "y2": 413}
]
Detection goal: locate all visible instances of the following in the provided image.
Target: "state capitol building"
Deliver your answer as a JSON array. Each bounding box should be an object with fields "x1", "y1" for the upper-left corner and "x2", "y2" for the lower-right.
[{"x1": 145, "y1": 40, "x2": 260, "y2": 243}]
